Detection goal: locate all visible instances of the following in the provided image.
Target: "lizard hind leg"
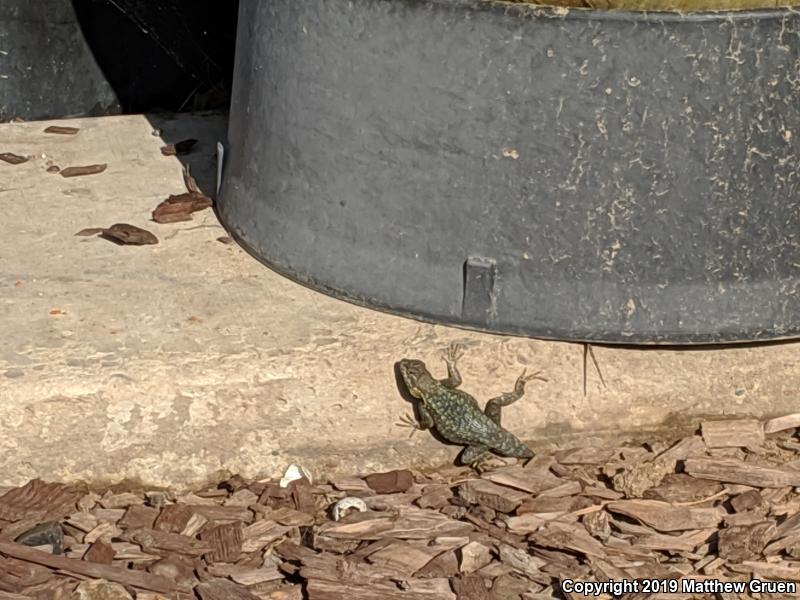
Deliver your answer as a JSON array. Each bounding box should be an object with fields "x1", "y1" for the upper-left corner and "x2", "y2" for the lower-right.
[
  {"x1": 460, "y1": 444, "x2": 490, "y2": 465},
  {"x1": 484, "y1": 368, "x2": 547, "y2": 426}
]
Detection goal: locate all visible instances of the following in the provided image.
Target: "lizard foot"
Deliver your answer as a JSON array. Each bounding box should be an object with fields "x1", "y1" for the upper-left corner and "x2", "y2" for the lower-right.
[
  {"x1": 474, "y1": 454, "x2": 517, "y2": 473},
  {"x1": 442, "y1": 342, "x2": 465, "y2": 364},
  {"x1": 395, "y1": 413, "x2": 421, "y2": 438},
  {"x1": 517, "y1": 368, "x2": 548, "y2": 385}
]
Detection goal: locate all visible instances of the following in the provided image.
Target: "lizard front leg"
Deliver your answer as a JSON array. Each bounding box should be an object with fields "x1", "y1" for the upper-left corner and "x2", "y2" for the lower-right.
[
  {"x1": 439, "y1": 343, "x2": 465, "y2": 388},
  {"x1": 484, "y1": 369, "x2": 547, "y2": 426},
  {"x1": 396, "y1": 403, "x2": 435, "y2": 437}
]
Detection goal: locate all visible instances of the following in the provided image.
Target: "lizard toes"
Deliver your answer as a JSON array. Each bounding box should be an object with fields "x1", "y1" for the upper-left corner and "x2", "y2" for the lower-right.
[
  {"x1": 522, "y1": 369, "x2": 547, "y2": 383},
  {"x1": 395, "y1": 416, "x2": 419, "y2": 439},
  {"x1": 444, "y1": 342, "x2": 465, "y2": 362}
]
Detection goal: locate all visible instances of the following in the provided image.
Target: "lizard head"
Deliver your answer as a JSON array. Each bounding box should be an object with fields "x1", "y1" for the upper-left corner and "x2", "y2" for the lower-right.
[{"x1": 397, "y1": 358, "x2": 435, "y2": 400}]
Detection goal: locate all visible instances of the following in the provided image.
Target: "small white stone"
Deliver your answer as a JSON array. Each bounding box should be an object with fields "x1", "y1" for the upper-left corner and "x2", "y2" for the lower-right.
[
  {"x1": 332, "y1": 496, "x2": 368, "y2": 521},
  {"x1": 279, "y1": 463, "x2": 312, "y2": 488}
]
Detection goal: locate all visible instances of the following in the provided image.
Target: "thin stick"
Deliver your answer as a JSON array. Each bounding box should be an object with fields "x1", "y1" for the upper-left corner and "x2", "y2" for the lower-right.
[
  {"x1": 671, "y1": 487, "x2": 731, "y2": 507},
  {"x1": 583, "y1": 343, "x2": 588, "y2": 397},
  {"x1": 587, "y1": 344, "x2": 607, "y2": 389}
]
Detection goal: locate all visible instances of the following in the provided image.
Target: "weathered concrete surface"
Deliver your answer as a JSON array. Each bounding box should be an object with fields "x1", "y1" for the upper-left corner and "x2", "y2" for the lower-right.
[{"x1": 1, "y1": 113, "x2": 799, "y2": 491}]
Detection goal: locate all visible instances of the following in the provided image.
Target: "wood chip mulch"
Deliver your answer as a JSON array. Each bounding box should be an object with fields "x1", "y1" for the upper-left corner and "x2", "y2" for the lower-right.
[{"x1": 3, "y1": 414, "x2": 800, "y2": 599}]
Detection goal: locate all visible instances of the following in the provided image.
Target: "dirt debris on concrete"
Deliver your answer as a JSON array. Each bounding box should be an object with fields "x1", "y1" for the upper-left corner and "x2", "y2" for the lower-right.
[
  {"x1": 0, "y1": 152, "x2": 29, "y2": 165},
  {"x1": 2, "y1": 416, "x2": 800, "y2": 598},
  {"x1": 71, "y1": 146, "x2": 211, "y2": 245},
  {"x1": 43, "y1": 126, "x2": 79, "y2": 136},
  {"x1": 151, "y1": 192, "x2": 212, "y2": 224},
  {"x1": 59, "y1": 164, "x2": 108, "y2": 178},
  {"x1": 75, "y1": 224, "x2": 160, "y2": 246}
]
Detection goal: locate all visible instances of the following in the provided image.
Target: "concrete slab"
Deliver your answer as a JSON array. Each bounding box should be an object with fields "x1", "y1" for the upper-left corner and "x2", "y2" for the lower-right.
[{"x1": 1, "y1": 113, "x2": 799, "y2": 491}]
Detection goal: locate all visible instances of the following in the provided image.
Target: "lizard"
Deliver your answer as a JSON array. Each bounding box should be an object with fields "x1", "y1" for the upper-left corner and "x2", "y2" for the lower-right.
[{"x1": 396, "y1": 343, "x2": 546, "y2": 465}]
